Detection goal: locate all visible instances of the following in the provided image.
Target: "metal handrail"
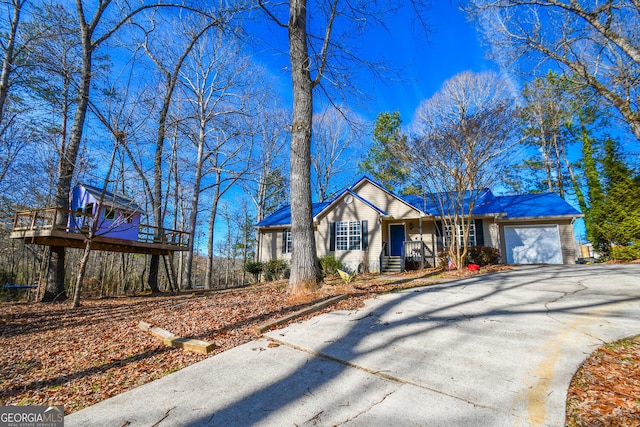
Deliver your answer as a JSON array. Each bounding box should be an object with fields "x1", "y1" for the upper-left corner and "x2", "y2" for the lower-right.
[{"x1": 379, "y1": 241, "x2": 388, "y2": 272}]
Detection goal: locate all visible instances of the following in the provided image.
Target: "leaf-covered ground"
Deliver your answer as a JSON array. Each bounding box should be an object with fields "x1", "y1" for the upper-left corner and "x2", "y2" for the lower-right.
[
  {"x1": 566, "y1": 335, "x2": 640, "y2": 426},
  {"x1": 0, "y1": 271, "x2": 446, "y2": 413},
  {"x1": 1, "y1": 266, "x2": 637, "y2": 425}
]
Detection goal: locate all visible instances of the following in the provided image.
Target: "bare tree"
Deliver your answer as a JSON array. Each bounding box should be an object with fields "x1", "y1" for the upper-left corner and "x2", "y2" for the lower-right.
[
  {"x1": 0, "y1": 1, "x2": 43, "y2": 192},
  {"x1": 241, "y1": 105, "x2": 289, "y2": 264},
  {"x1": 407, "y1": 71, "x2": 519, "y2": 269},
  {"x1": 40, "y1": 0, "x2": 230, "y2": 301},
  {"x1": 0, "y1": 0, "x2": 26, "y2": 125},
  {"x1": 201, "y1": 126, "x2": 255, "y2": 289},
  {"x1": 176, "y1": 30, "x2": 255, "y2": 289},
  {"x1": 465, "y1": 0, "x2": 640, "y2": 141},
  {"x1": 131, "y1": 12, "x2": 233, "y2": 293},
  {"x1": 72, "y1": 58, "x2": 155, "y2": 308},
  {"x1": 258, "y1": 0, "x2": 430, "y2": 293},
  {"x1": 243, "y1": 106, "x2": 289, "y2": 223},
  {"x1": 519, "y1": 71, "x2": 572, "y2": 196},
  {"x1": 311, "y1": 107, "x2": 365, "y2": 202}
]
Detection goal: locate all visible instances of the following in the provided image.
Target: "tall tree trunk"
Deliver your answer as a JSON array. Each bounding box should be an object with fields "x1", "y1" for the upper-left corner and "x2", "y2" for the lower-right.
[
  {"x1": 287, "y1": 0, "x2": 319, "y2": 293},
  {"x1": 44, "y1": 246, "x2": 66, "y2": 302},
  {"x1": 241, "y1": 210, "x2": 248, "y2": 286},
  {"x1": 552, "y1": 133, "x2": 565, "y2": 197},
  {"x1": 71, "y1": 240, "x2": 92, "y2": 308},
  {"x1": 42, "y1": 8, "x2": 94, "y2": 302},
  {"x1": 0, "y1": 0, "x2": 23, "y2": 124},
  {"x1": 184, "y1": 123, "x2": 206, "y2": 289},
  {"x1": 205, "y1": 181, "x2": 221, "y2": 289}
]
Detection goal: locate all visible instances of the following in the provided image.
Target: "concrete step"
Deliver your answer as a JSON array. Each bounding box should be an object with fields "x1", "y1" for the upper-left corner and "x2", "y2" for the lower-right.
[{"x1": 382, "y1": 256, "x2": 402, "y2": 273}]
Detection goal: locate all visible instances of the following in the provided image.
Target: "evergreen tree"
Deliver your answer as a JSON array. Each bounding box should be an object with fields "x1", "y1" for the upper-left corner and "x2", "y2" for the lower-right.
[
  {"x1": 592, "y1": 138, "x2": 640, "y2": 252},
  {"x1": 579, "y1": 127, "x2": 605, "y2": 249},
  {"x1": 358, "y1": 111, "x2": 409, "y2": 192}
]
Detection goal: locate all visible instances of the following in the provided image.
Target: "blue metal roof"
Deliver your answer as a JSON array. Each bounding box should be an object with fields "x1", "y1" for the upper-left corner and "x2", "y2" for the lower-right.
[
  {"x1": 400, "y1": 188, "x2": 504, "y2": 216},
  {"x1": 495, "y1": 193, "x2": 582, "y2": 218},
  {"x1": 255, "y1": 178, "x2": 582, "y2": 227},
  {"x1": 256, "y1": 201, "x2": 332, "y2": 227}
]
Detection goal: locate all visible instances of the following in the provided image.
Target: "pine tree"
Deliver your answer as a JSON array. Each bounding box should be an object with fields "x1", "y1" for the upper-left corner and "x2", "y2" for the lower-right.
[
  {"x1": 358, "y1": 111, "x2": 409, "y2": 192},
  {"x1": 591, "y1": 138, "x2": 640, "y2": 254}
]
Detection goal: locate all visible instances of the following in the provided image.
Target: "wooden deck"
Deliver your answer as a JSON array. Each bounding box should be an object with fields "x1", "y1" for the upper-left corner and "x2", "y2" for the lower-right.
[{"x1": 10, "y1": 208, "x2": 189, "y2": 255}]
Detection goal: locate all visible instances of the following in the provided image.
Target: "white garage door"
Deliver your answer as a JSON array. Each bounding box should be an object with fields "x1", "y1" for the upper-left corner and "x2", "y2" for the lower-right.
[{"x1": 504, "y1": 225, "x2": 563, "y2": 264}]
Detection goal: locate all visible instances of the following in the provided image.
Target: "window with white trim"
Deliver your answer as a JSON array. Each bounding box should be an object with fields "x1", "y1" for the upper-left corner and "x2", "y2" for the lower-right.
[
  {"x1": 336, "y1": 221, "x2": 362, "y2": 251},
  {"x1": 283, "y1": 229, "x2": 292, "y2": 253},
  {"x1": 444, "y1": 222, "x2": 476, "y2": 248}
]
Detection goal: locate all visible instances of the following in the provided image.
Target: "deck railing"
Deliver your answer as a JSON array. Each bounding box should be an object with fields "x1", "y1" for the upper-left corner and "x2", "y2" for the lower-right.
[
  {"x1": 403, "y1": 240, "x2": 436, "y2": 269},
  {"x1": 13, "y1": 208, "x2": 69, "y2": 231},
  {"x1": 138, "y1": 224, "x2": 189, "y2": 247},
  {"x1": 12, "y1": 207, "x2": 189, "y2": 248}
]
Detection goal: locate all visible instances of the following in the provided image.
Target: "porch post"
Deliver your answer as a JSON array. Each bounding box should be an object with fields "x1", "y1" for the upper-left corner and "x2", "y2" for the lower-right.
[{"x1": 419, "y1": 216, "x2": 424, "y2": 269}]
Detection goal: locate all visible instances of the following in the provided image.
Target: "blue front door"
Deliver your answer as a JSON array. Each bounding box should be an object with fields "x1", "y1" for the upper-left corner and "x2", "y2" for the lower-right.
[{"x1": 389, "y1": 224, "x2": 405, "y2": 256}]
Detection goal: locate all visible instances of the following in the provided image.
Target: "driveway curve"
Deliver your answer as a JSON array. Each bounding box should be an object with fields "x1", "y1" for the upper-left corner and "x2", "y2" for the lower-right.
[{"x1": 67, "y1": 265, "x2": 640, "y2": 427}]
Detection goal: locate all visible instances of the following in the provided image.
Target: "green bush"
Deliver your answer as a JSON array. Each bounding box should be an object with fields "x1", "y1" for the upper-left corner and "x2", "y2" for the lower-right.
[
  {"x1": 264, "y1": 259, "x2": 288, "y2": 281},
  {"x1": 244, "y1": 261, "x2": 263, "y2": 282},
  {"x1": 319, "y1": 255, "x2": 343, "y2": 277},
  {"x1": 465, "y1": 246, "x2": 501, "y2": 266},
  {"x1": 610, "y1": 242, "x2": 640, "y2": 261}
]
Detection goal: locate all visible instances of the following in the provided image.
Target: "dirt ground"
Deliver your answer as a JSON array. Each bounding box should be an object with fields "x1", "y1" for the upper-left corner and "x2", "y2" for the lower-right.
[{"x1": 1, "y1": 266, "x2": 637, "y2": 424}]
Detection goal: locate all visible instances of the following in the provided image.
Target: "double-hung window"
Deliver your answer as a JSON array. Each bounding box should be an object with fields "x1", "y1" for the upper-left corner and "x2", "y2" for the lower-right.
[
  {"x1": 282, "y1": 229, "x2": 292, "y2": 253},
  {"x1": 444, "y1": 222, "x2": 476, "y2": 248},
  {"x1": 336, "y1": 221, "x2": 362, "y2": 251}
]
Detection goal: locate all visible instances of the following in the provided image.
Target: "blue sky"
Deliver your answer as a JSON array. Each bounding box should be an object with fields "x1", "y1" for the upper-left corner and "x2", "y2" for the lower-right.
[
  {"x1": 360, "y1": 1, "x2": 495, "y2": 123},
  {"x1": 250, "y1": 2, "x2": 496, "y2": 125}
]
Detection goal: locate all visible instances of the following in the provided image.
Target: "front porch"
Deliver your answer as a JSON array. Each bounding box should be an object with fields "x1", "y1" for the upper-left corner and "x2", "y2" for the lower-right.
[
  {"x1": 380, "y1": 240, "x2": 437, "y2": 273},
  {"x1": 379, "y1": 216, "x2": 438, "y2": 273}
]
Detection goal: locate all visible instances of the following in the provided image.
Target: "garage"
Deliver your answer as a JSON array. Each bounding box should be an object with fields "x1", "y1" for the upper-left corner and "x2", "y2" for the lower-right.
[{"x1": 504, "y1": 225, "x2": 563, "y2": 264}]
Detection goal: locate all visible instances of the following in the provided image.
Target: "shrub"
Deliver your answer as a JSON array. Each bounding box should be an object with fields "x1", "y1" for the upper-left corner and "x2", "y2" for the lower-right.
[
  {"x1": 610, "y1": 242, "x2": 640, "y2": 261},
  {"x1": 264, "y1": 259, "x2": 288, "y2": 281},
  {"x1": 318, "y1": 255, "x2": 343, "y2": 277},
  {"x1": 466, "y1": 246, "x2": 501, "y2": 266},
  {"x1": 244, "y1": 261, "x2": 263, "y2": 282}
]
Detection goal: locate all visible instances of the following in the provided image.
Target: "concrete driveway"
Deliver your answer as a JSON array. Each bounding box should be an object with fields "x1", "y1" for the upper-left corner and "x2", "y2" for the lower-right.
[{"x1": 67, "y1": 265, "x2": 640, "y2": 426}]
